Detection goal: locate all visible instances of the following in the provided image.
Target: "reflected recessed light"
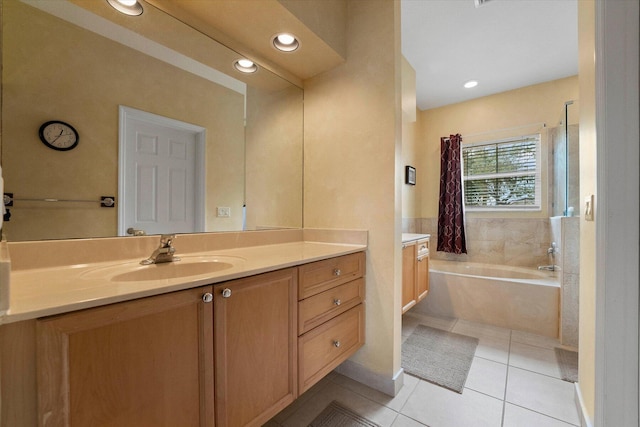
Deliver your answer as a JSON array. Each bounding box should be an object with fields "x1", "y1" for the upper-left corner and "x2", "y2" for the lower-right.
[
  {"x1": 464, "y1": 80, "x2": 479, "y2": 89},
  {"x1": 106, "y1": 0, "x2": 143, "y2": 16},
  {"x1": 234, "y1": 59, "x2": 258, "y2": 74},
  {"x1": 272, "y1": 33, "x2": 300, "y2": 52}
]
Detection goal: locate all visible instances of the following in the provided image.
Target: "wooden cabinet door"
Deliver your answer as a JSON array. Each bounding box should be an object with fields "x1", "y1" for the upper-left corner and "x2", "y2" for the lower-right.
[
  {"x1": 402, "y1": 243, "x2": 417, "y2": 313},
  {"x1": 37, "y1": 286, "x2": 215, "y2": 427},
  {"x1": 214, "y1": 268, "x2": 297, "y2": 427},
  {"x1": 416, "y1": 254, "x2": 429, "y2": 302}
]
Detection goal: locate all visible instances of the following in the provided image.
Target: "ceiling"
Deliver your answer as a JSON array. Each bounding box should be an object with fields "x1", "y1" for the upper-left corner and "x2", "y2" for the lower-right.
[
  {"x1": 401, "y1": 0, "x2": 579, "y2": 110},
  {"x1": 145, "y1": 0, "x2": 578, "y2": 110}
]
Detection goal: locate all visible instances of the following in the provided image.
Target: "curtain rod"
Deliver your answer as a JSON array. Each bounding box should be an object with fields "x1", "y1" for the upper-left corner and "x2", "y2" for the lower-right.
[{"x1": 462, "y1": 122, "x2": 546, "y2": 140}]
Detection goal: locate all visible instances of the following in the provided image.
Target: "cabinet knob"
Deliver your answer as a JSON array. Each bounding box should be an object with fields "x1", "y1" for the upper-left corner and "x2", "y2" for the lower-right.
[
  {"x1": 221, "y1": 288, "x2": 232, "y2": 298},
  {"x1": 333, "y1": 298, "x2": 341, "y2": 306},
  {"x1": 202, "y1": 293, "x2": 213, "y2": 303},
  {"x1": 333, "y1": 340, "x2": 341, "y2": 348},
  {"x1": 333, "y1": 268, "x2": 341, "y2": 276}
]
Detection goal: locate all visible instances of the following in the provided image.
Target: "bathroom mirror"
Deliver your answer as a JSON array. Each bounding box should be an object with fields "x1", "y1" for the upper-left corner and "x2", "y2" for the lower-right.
[{"x1": 1, "y1": 0, "x2": 303, "y2": 241}]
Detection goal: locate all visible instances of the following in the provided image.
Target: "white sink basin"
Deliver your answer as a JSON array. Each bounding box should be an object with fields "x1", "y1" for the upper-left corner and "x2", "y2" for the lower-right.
[
  {"x1": 112, "y1": 260, "x2": 234, "y2": 282},
  {"x1": 80, "y1": 255, "x2": 243, "y2": 282}
]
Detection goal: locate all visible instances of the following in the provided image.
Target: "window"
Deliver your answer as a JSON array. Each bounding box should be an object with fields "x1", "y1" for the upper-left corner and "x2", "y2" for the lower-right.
[{"x1": 462, "y1": 134, "x2": 541, "y2": 210}]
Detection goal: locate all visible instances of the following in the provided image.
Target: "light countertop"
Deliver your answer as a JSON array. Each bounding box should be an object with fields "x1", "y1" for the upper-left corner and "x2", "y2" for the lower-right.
[{"x1": 1, "y1": 232, "x2": 367, "y2": 324}]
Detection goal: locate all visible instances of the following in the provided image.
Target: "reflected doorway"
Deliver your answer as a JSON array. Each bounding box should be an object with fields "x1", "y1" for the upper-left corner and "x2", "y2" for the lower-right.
[{"x1": 118, "y1": 106, "x2": 206, "y2": 236}]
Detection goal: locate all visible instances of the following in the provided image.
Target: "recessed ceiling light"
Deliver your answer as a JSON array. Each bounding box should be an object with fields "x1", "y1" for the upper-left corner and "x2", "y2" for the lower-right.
[
  {"x1": 464, "y1": 80, "x2": 479, "y2": 89},
  {"x1": 272, "y1": 33, "x2": 300, "y2": 52},
  {"x1": 106, "y1": 0, "x2": 143, "y2": 16},
  {"x1": 234, "y1": 59, "x2": 258, "y2": 74}
]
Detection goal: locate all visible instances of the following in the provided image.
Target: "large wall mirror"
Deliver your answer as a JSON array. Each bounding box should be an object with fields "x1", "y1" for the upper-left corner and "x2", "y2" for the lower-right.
[{"x1": 1, "y1": 0, "x2": 303, "y2": 241}]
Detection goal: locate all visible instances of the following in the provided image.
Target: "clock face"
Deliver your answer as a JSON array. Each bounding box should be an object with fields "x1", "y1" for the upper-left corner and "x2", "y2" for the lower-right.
[{"x1": 39, "y1": 121, "x2": 79, "y2": 151}]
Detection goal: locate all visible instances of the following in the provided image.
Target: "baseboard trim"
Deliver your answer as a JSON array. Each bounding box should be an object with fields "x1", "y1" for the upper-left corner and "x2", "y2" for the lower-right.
[
  {"x1": 574, "y1": 382, "x2": 593, "y2": 427},
  {"x1": 334, "y1": 359, "x2": 404, "y2": 397}
]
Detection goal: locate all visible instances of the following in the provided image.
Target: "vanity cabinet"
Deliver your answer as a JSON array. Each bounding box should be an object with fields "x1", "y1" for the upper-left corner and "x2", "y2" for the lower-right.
[
  {"x1": 402, "y1": 238, "x2": 429, "y2": 314},
  {"x1": 213, "y1": 268, "x2": 297, "y2": 427},
  {"x1": 13, "y1": 251, "x2": 365, "y2": 427},
  {"x1": 36, "y1": 286, "x2": 215, "y2": 427},
  {"x1": 297, "y1": 252, "x2": 366, "y2": 393}
]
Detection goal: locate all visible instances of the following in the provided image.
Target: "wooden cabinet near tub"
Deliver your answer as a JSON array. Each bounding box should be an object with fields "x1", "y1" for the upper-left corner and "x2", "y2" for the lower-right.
[
  {"x1": 297, "y1": 252, "x2": 366, "y2": 393},
  {"x1": 36, "y1": 286, "x2": 215, "y2": 427},
  {"x1": 402, "y1": 237, "x2": 429, "y2": 314},
  {"x1": 213, "y1": 268, "x2": 297, "y2": 427},
  {"x1": 416, "y1": 239, "x2": 430, "y2": 300},
  {"x1": 402, "y1": 241, "x2": 418, "y2": 313}
]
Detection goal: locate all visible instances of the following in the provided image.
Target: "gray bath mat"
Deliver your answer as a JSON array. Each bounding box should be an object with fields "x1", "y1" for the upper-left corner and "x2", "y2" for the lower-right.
[
  {"x1": 402, "y1": 325, "x2": 479, "y2": 393},
  {"x1": 308, "y1": 401, "x2": 380, "y2": 427},
  {"x1": 555, "y1": 347, "x2": 578, "y2": 383}
]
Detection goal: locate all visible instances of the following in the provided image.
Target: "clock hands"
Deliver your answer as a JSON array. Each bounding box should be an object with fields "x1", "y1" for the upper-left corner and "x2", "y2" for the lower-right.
[{"x1": 50, "y1": 129, "x2": 65, "y2": 143}]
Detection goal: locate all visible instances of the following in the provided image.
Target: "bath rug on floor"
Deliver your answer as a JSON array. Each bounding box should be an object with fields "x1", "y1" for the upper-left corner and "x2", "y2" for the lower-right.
[
  {"x1": 308, "y1": 401, "x2": 381, "y2": 427},
  {"x1": 402, "y1": 324, "x2": 479, "y2": 394},
  {"x1": 555, "y1": 347, "x2": 578, "y2": 383}
]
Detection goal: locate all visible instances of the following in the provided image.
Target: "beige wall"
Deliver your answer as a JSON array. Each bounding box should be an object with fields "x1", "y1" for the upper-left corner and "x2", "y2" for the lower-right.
[
  {"x1": 304, "y1": 0, "x2": 402, "y2": 387},
  {"x1": 577, "y1": 0, "x2": 596, "y2": 422},
  {"x1": 419, "y1": 76, "x2": 579, "y2": 220},
  {"x1": 2, "y1": 0, "x2": 245, "y2": 240},
  {"x1": 401, "y1": 56, "x2": 419, "y2": 219},
  {"x1": 245, "y1": 84, "x2": 303, "y2": 230}
]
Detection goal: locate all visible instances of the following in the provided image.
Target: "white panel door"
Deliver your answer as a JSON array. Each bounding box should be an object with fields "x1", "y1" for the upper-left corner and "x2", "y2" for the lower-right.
[{"x1": 119, "y1": 107, "x2": 205, "y2": 236}]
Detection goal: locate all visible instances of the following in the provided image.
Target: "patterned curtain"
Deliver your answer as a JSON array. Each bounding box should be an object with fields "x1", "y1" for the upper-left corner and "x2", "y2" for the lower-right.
[{"x1": 437, "y1": 134, "x2": 467, "y2": 254}]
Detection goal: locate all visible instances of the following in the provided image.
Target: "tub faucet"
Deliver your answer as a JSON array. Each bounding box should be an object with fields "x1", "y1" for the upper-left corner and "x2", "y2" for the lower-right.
[
  {"x1": 537, "y1": 265, "x2": 557, "y2": 271},
  {"x1": 141, "y1": 234, "x2": 180, "y2": 265}
]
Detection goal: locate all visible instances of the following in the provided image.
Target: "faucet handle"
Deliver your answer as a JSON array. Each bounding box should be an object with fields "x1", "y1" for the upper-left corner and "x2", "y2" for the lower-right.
[{"x1": 160, "y1": 234, "x2": 176, "y2": 247}]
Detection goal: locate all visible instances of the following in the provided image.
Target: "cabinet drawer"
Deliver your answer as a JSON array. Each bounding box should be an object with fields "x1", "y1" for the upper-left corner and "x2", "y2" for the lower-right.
[
  {"x1": 298, "y1": 304, "x2": 364, "y2": 393},
  {"x1": 299, "y1": 278, "x2": 364, "y2": 335},
  {"x1": 298, "y1": 252, "x2": 365, "y2": 300},
  {"x1": 417, "y1": 239, "x2": 429, "y2": 256}
]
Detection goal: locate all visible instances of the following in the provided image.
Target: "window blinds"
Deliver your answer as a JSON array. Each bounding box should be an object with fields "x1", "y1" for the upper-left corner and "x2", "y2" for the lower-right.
[{"x1": 462, "y1": 135, "x2": 541, "y2": 209}]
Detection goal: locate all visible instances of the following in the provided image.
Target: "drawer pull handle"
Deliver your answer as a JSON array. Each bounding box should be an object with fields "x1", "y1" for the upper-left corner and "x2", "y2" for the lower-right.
[
  {"x1": 221, "y1": 288, "x2": 232, "y2": 298},
  {"x1": 333, "y1": 340, "x2": 341, "y2": 348},
  {"x1": 202, "y1": 293, "x2": 213, "y2": 303},
  {"x1": 333, "y1": 298, "x2": 341, "y2": 306},
  {"x1": 333, "y1": 268, "x2": 342, "y2": 276}
]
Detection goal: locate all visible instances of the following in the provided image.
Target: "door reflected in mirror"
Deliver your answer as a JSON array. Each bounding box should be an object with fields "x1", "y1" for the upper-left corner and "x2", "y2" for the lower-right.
[{"x1": 1, "y1": 0, "x2": 303, "y2": 241}]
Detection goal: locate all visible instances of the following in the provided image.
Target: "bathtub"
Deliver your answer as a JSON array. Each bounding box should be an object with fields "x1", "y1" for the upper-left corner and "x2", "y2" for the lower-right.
[{"x1": 413, "y1": 260, "x2": 560, "y2": 337}]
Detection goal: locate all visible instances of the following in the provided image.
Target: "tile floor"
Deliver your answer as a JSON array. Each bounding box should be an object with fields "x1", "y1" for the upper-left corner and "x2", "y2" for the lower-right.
[{"x1": 265, "y1": 312, "x2": 581, "y2": 427}]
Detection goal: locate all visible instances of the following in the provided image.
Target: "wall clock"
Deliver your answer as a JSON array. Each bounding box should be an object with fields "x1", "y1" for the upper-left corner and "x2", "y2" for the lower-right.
[{"x1": 38, "y1": 121, "x2": 79, "y2": 151}]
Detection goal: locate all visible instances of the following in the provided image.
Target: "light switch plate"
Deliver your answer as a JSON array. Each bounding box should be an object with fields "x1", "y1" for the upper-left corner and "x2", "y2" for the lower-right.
[
  {"x1": 584, "y1": 195, "x2": 594, "y2": 221},
  {"x1": 216, "y1": 207, "x2": 230, "y2": 218}
]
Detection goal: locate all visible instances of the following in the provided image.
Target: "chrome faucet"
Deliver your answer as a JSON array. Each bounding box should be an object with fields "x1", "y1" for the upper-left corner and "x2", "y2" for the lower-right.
[
  {"x1": 141, "y1": 234, "x2": 180, "y2": 265},
  {"x1": 538, "y1": 242, "x2": 558, "y2": 271}
]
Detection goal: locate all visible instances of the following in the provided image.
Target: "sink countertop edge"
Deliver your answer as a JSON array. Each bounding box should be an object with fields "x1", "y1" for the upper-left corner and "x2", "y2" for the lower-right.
[
  {"x1": 401, "y1": 233, "x2": 430, "y2": 244},
  {"x1": 1, "y1": 241, "x2": 367, "y2": 325}
]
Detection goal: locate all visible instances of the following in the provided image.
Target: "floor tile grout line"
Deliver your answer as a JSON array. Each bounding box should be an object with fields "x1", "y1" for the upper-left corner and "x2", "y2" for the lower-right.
[
  {"x1": 506, "y1": 402, "x2": 581, "y2": 426},
  {"x1": 507, "y1": 364, "x2": 566, "y2": 382},
  {"x1": 500, "y1": 329, "x2": 513, "y2": 427},
  {"x1": 474, "y1": 354, "x2": 509, "y2": 366}
]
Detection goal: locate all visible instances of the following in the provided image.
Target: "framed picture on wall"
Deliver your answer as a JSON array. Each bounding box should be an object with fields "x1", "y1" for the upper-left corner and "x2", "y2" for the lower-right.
[{"x1": 405, "y1": 166, "x2": 416, "y2": 185}]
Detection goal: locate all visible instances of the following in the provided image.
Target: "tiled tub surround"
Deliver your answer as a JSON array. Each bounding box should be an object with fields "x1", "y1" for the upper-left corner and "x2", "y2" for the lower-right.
[
  {"x1": 412, "y1": 260, "x2": 560, "y2": 337},
  {"x1": 403, "y1": 217, "x2": 551, "y2": 269},
  {"x1": 0, "y1": 228, "x2": 367, "y2": 324}
]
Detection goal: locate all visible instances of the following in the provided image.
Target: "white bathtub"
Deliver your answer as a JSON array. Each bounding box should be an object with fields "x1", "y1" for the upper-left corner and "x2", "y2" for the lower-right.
[{"x1": 413, "y1": 260, "x2": 560, "y2": 337}]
